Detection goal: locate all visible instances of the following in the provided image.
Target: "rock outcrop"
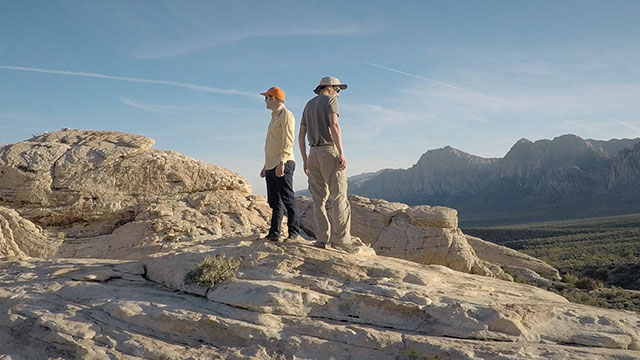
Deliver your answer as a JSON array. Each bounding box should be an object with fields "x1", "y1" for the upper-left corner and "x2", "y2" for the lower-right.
[
  {"x1": 465, "y1": 235, "x2": 561, "y2": 285},
  {"x1": 0, "y1": 129, "x2": 271, "y2": 259},
  {"x1": 298, "y1": 195, "x2": 496, "y2": 277},
  {"x1": 2, "y1": 130, "x2": 640, "y2": 359},
  {"x1": 0, "y1": 206, "x2": 60, "y2": 259},
  {"x1": 2, "y1": 240, "x2": 640, "y2": 359}
]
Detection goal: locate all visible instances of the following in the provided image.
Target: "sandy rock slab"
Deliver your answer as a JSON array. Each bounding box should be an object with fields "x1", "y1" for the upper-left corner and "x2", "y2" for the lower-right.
[
  {"x1": 0, "y1": 206, "x2": 61, "y2": 259},
  {"x1": 297, "y1": 195, "x2": 556, "y2": 282},
  {"x1": 3, "y1": 239, "x2": 638, "y2": 359},
  {"x1": 296, "y1": 195, "x2": 488, "y2": 274},
  {"x1": 0, "y1": 129, "x2": 271, "y2": 258}
]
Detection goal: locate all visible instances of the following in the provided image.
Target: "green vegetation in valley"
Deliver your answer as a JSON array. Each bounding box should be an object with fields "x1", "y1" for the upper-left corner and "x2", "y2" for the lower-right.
[{"x1": 463, "y1": 213, "x2": 640, "y2": 311}]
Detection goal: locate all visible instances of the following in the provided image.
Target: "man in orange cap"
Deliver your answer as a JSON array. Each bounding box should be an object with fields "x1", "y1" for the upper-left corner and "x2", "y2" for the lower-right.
[
  {"x1": 298, "y1": 77, "x2": 357, "y2": 252},
  {"x1": 260, "y1": 86, "x2": 300, "y2": 241}
]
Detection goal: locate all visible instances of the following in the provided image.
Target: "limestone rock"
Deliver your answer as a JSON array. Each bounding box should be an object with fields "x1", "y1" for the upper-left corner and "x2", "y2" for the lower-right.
[
  {"x1": 0, "y1": 206, "x2": 61, "y2": 259},
  {"x1": 0, "y1": 129, "x2": 270, "y2": 259},
  {"x1": 298, "y1": 195, "x2": 493, "y2": 276},
  {"x1": 465, "y1": 235, "x2": 561, "y2": 280},
  {"x1": 2, "y1": 241, "x2": 640, "y2": 359}
]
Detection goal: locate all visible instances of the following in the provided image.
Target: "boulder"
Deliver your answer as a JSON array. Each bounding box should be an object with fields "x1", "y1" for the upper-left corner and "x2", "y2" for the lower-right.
[
  {"x1": 0, "y1": 129, "x2": 270, "y2": 259},
  {"x1": 0, "y1": 206, "x2": 61, "y2": 259},
  {"x1": 465, "y1": 234, "x2": 561, "y2": 280},
  {"x1": 298, "y1": 195, "x2": 494, "y2": 277}
]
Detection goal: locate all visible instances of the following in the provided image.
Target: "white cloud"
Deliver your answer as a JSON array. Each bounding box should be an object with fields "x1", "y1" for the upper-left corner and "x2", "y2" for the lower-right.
[
  {"x1": 119, "y1": 96, "x2": 191, "y2": 112},
  {"x1": 0, "y1": 65, "x2": 259, "y2": 98},
  {"x1": 339, "y1": 102, "x2": 439, "y2": 142},
  {"x1": 136, "y1": 23, "x2": 380, "y2": 59},
  {"x1": 559, "y1": 120, "x2": 616, "y2": 139},
  {"x1": 342, "y1": 103, "x2": 434, "y2": 126},
  {"x1": 611, "y1": 118, "x2": 640, "y2": 137},
  {"x1": 502, "y1": 62, "x2": 556, "y2": 77},
  {"x1": 506, "y1": 83, "x2": 640, "y2": 119},
  {"x1": 364, "y1": 62, "x2": 517, "y2": 107}
]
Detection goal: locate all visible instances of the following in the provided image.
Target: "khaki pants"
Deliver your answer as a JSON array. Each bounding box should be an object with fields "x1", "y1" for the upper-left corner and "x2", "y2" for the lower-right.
[{"x1": 307, "y1": 145, "x2": 351, "y2": 245}]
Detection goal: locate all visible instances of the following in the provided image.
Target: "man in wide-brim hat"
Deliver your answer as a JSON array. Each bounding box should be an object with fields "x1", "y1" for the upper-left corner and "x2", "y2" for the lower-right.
[{"x1": 298, "y1": 76, "x2": 356, "y2": 252}]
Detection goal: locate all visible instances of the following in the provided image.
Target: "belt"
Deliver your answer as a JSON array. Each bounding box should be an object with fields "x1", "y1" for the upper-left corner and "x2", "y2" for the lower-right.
[{"x1": 310, "y1": 143, "x2": 333, "y2": 148}]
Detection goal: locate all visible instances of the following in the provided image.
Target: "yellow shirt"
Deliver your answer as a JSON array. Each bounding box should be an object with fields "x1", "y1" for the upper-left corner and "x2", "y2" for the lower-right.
[{"x1": 264, "y1": 103, "x2": 295, "y2": 170}]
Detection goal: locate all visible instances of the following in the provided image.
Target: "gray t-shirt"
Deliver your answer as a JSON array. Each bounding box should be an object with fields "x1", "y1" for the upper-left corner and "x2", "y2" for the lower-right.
[{"x1": 300, "y1": 94, "x2": 339, "y2": 146}]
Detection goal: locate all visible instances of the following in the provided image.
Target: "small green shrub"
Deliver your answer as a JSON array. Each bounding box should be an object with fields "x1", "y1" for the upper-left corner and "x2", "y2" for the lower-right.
[
  {"x1": 562, "y1": 273, "x2": 579, "y2": 284},
  {"x1": 512, "y1": 273, "x2": 528, "y2": 284},
  {"x1": 184, "y1": 254, "x2": 242, "y2": 288},
  {"x1": 575, "y1": 277, "x2": 603, "y2": 291},
  {"x1": 500, "y1": 265, "x2": 513, "y2": 276},
  {"x1": 501, "y1": 265, "x2": 529, "y2": 283}
]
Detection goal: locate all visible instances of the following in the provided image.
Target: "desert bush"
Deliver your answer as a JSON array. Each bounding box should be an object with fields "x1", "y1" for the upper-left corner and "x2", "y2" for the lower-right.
[
  {"x1": 558, "y1": 289, "x2": 608, "y2": 308},
  {"x1": 500, "y1": 265, "x2": 513, "y2": 276},
  {"x1": 562, "y1": 273, "x2": 579, "y2": 284},
  {"x1": 512, "y1": 273, "x2": 528, "y2": 284},
  {"x1": 575, "y1": 277, "x2": 603, "y2": 291},
  {"x1": 184, "y1": 254, "x2": 242, "y2": 288},
  {"x1": 464, "y1": 214, "x2": 640, "y2": 311}
]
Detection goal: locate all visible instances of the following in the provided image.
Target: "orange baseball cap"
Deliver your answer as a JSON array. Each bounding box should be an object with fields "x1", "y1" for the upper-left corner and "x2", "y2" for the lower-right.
[{"x1": 260, "y1": 87, "x2": 285, "y2": 101}]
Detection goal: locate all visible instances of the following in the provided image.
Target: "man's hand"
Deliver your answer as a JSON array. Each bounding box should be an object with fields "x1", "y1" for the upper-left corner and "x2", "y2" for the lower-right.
[
  {"x1": 303, "y1": 161, "x2": 309, "y2": 176},
  {"x1": 260, "y1": 167, "x2": 266, "y2": 178},
  {"x1": 338, "y1": 153, "x2": 347, "y2": 170},
  {"x1": 276, "y1": 163, "x2": 285, "y2": 177}
]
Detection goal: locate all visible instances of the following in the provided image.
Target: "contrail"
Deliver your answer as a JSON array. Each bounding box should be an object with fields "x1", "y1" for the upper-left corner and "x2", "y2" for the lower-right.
[
  {"x1": 365, "y1": 61, "x2": 626, "y2": 139},
  {"x1": 0, "y1": 65, "x2": 259, "y2": 98},
  {"x1": 560, "y1": 119, "x2": 614, "y2": 138},
  {"x1": 364, "y1": 61, "x2": 516, "y2": 106},
  {"x1": 611, "y1": 118, "x2": 640, "y2": 134}
]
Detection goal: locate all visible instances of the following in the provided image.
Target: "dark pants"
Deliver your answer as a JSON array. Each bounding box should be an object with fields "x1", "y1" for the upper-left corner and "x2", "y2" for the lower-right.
[{"x1": 265, "y1": 161, "x2": 300, "y2": 238}]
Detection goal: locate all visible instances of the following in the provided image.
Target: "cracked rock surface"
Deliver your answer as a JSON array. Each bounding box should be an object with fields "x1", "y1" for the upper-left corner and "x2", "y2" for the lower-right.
[
  {"x1": 2, "y1": 240, "x2": 640, "y2": 359},
  {"x1": 0, "y1": 129, "x2": 270, "y2": 259}
]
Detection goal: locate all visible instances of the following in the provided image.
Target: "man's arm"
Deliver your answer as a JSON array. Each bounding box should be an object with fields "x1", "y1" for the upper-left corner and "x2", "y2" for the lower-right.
[
  {"x1": 276, "y1": 110, "x2": 295, "y2": 177},
  {"x1": 298, "y1": 124, "x2": 309, "y2": 176},
  {"x1": 328, "y1": 113, "x2": 347, "y2": 170}
]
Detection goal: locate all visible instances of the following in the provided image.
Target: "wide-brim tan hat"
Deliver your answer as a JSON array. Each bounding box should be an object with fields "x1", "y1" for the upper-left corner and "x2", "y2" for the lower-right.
[{"x1": 314, "y1": 76, "x2": 347, "y2": 94}]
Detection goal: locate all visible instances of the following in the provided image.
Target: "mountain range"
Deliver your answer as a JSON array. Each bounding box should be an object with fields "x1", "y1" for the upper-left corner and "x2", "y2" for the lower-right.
[{"x1": 349, "y1": 134, "x2": 640, "y2": 226}]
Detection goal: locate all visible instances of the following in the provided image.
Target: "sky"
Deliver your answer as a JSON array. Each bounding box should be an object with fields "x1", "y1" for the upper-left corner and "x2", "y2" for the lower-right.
[{"x1": 1, "y1": 1, "x2": 640, "y2": 196}]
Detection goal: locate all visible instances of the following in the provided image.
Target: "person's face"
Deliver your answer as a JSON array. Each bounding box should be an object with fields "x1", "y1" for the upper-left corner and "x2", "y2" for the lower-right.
[
  {"x1": 264, "y1": 95, "x2": 276, "y2": 109},
  {"x1": 331, "y1": 86, "x2": 341, "y2": 98}
]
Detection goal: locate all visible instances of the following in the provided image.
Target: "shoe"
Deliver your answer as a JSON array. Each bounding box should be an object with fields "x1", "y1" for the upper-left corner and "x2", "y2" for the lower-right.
[
  {"x1": 333, "y1": 237, "x2": 376, "y2": 256},
  {"x1": 259, "y1": 234, "x2": 280, "y2": 242},
  {"x1": 313, "y1": 241, "x2": 326, "y2": 249},
  {"x1": 332, "y1": 242, "x2": 359, "y2": 254},
  {"x1": 286, "y1": 233, "x2": 303, "y2": 242}
]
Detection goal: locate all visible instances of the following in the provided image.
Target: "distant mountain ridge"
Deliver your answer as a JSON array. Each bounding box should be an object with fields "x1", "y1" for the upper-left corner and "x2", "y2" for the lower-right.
[{"x1": 349, "y1": 134, "x2": 640, "y2": 226}]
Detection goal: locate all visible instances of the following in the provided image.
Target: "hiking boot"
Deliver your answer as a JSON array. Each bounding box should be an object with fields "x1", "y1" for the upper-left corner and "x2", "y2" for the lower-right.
[
  {"x1": 331, "y1": 242, "x2": 359, "y2": 254},
  {"x1": 332, "y1": 237, "x2": 376, "y2": 256},
  {"x1": 259, "y1": 234, "x2": 280, "y2": 242},
  {"x1": 286, "y1": 233, "x2": 303, "y2": 242},
  {"x1": 313, "y1": 241, "x2": 326, "y2": 249}
]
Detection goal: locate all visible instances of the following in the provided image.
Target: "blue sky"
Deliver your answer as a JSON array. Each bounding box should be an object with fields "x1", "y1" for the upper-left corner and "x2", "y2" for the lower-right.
[{"x1": 1, "y1": 1, "x2": 639, "y2": 196}]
